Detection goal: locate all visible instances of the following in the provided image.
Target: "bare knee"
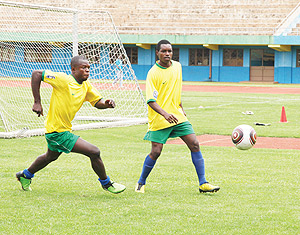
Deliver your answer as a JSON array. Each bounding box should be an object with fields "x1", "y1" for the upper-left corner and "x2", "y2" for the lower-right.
[
  {"x1": 88, "y1": 146, "x2": 101, "y2": 160},
  {"x1": 189, "y1": 139, "x2": 200, "y2": 152},
  {"x1": 45, "y1": 152, "x2": 61, "y2": 162},
  {"x1": 48, "y1": 155, "x2": 59, "y2": 162},
  {"x1": 150, "y1": 143, "x2": 163, "y2": 160},
  {"x1": 150, "y1": 150, "x2": 161, "y2": 160},
  {"x1": 181, "y1": 134, "x2": 200, "y2": 152}
]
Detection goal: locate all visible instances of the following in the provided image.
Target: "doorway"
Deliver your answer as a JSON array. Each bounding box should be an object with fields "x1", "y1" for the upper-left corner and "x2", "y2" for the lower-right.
[{"x1": 250, "y1": 49, "x2": 274, "y2": 82}]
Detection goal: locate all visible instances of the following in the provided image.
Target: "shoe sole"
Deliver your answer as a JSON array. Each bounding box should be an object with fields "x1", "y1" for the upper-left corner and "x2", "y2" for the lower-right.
[
  {"x1": 135, "y1": 183, "x2": 145, "y2": 193},
  {"x1": 105, "y1": 185, "x2": 126, "y2": 194},
  {"x1": 107, "y1": 188, "x2": 126, "y2": 194},
  {"x1": 199, "y1": 188, "x2": 220, "y2": 193},
  {"x1": 135, "y1": 188, "x2": 145, "y2": 193}
]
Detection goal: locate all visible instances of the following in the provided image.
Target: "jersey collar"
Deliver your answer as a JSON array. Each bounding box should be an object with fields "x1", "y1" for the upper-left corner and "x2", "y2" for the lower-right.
[
  {"x1": 156, "y1": 60, "x2": 173, "y2": 69},
  {"x1": 71, "y1": 74, "x2": 82, "y2": 85}
]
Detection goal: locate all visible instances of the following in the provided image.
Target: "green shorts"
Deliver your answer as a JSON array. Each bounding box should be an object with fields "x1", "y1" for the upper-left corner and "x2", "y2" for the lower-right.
[
  {"x1": 45, "y1": 131, "x2": 79, "y2": 153},
  {"x1": 144, "y1": 121, "x2": 195, "y2": 144}
]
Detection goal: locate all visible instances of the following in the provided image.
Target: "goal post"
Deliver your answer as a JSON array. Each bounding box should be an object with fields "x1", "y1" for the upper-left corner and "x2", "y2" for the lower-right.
[{"x1": 0, "y1": 1, "x2": 147, "y2": 138}]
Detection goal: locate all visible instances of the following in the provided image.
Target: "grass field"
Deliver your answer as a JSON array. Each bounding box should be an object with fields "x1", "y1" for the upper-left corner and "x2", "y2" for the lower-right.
[{"x1": 0, "y1": 82, "x2": 300, "y2": 234}]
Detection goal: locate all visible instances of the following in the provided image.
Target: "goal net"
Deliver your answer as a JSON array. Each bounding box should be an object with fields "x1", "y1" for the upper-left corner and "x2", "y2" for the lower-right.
[{"x1": 0, "y1": 1, "x2": 147, "y2": 138}]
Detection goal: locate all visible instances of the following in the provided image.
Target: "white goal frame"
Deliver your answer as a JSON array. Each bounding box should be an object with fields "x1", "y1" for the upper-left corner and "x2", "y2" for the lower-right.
[{"x1": 0, "y1": 1, "x2": 147, "y2": 138}]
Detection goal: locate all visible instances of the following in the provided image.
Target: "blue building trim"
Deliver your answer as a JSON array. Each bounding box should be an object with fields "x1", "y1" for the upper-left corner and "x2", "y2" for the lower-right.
[
  {"x1": 127, "y1": 44, "x2": 300, "y2": 84},
  {"x1": 2, "y1": 42, "x2": 300, "y2": 83},
  {"x1": 182, "y1": 66, "x2": 210, "y2": 81}
]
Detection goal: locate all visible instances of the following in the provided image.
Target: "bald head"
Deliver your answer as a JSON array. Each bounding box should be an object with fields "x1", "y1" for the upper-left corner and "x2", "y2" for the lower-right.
[
  {"x1": 71, "y1": 55, "x2": 88, "y2": 68},
  {"x1": 71, "y1": 55, "x2": 90, "y2": 84}
]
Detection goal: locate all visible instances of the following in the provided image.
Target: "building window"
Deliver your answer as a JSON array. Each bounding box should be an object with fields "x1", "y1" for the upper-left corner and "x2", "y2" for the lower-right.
[
  {"x1": 109, "y1": 45, "x2": 122, "y2": 64},
  {"x1": 0, "y1": 43, "x2": 15, "y2": 62},
  {"x1": 250, "y1": 49, "x2": 274, "y2": 66},
  {"x1": 297, "y1": 49, "x2": 300, "y2": 67},
  {"x1": 223, "y1": 48, "x2": 243, "y2": 66},
  {"x1": 24, "y1": 43, "x2": 52, "y2": 63},
  {"x1": 79, "y1": 43, "x2": 102, "y2": 64},
  {"x1": 189, "y1": 48, "x2": 209, "y2": 66},
  {"x1": 172, "y1": 48, "x2": 179, "y2": 62},
  {"x1": 125, "y1": 47, "x2": 138, "y2": 64}
]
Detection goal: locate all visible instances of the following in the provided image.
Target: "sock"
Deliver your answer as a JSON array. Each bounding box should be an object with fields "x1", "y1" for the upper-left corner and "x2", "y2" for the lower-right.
[
  {"x1": 98, "y1": 175, "x2": 110, "y2": 186},
  {"x1": 23, "y1": 169, "x2": 34, "y2": 179},
  {"x1": 138, "y1": 155, "x2": 156, "y2": 185},
  {"x1": 191, "y1": 151, "x2": 207, "y2": 186}
]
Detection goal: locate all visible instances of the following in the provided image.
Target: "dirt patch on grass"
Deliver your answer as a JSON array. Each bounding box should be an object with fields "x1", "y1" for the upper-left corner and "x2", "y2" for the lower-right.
[
  {"x1": 167, "y1": 134, "x2": 300, "y2": 150},
  {"x1": 138, "y1": 84, "x2": 300, "y2": 94}
]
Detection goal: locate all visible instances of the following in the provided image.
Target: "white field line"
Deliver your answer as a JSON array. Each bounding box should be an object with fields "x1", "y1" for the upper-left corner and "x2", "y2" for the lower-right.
[{"x1": 199, "y1": 136, "x2": 230, "y2": 145}]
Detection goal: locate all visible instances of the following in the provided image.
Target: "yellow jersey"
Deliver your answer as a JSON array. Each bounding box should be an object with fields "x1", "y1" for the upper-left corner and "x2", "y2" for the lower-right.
[
  {"x1": 146, "y1": 60, "x2": 188, "y2": 131},
  {"x1": 42, "y1": 70, "x2": 102, "y2": 133}
]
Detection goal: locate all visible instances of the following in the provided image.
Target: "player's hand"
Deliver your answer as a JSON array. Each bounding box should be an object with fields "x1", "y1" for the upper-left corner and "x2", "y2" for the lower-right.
[
  {"x1": 32, "y1": 103, "x2": 43, "y2": 117},
  {"x1": 163, "y1": 113, "x2": 178, "y2": 124},
  {"x1": 105, "y1": 99, "x2": 115, "y2": 108}
]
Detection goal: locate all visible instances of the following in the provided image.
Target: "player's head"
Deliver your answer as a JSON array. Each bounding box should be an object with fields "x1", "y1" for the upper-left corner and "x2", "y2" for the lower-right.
[
  {"x1": 71, "y1": 55, "x2": 90, "y2": 83},
  {"x1": 156, "y1": 40, "x2": 173, "y2": 66},
  {"x1": 156, "y1": 39, "x2": 171, "y2": 51},
  {"x1": 71, "y1": 55, "x2": 88, "y2": 68}
]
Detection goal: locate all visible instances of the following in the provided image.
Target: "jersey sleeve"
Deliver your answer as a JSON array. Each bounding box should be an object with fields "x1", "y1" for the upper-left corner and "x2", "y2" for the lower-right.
[
  {"x1": 85, "y1": 81, "x2": 103, "y2": 106},
  {"x1": 42, "y1": 70, "x2": 66, "y2": 89},
  {"x1": 146, "y1": 69, "x2": 158, "y2": 104}
]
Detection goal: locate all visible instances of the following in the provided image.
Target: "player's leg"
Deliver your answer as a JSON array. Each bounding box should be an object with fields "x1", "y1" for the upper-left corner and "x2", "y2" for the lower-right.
[
  {"x1": 71, "y1": 137, "x2": 106, "y2": 179},
  {"x1": 135, "y1": 142, "x2": 163, "y2": 193},
  {"x1": 113, "y1": 71, "x2": 120, "y2": 85},
  {"x1": 149, "y1": 141, "x2": 164, "y2": 161},
  {"x1": 71, "y1": 137, "x2": 125, "y2": 194},
  {"x1": 16, "y1": 149, "x2": 62, "y2": 191},
  {"x1": 180, "y1": 133, "x2": 220, "y2": 193},
  {"x1": 119, "y1": 71, "x2": 123, "y2": 87},
  {"x1": 180, "y1": 133, "x2": 206, "y2": 183},
  {"x1": 28, "y1": 149, "x2": 62, "y2": 174},
  {"x1": 136, "y1": 127, "x2": 172, "y2": 193},
  {"x1": 112, "y1": 75, "x2": 117, "y2": 85}
]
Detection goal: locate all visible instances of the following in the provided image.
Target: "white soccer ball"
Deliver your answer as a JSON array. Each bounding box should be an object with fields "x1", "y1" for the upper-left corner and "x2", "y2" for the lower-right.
[{"x1": 231, "y1": 124, "x2": 257, "y2": 150}]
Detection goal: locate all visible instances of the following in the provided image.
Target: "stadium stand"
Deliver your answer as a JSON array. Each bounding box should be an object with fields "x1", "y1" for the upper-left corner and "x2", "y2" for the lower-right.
[
  {"x1": 9, "y1": 0, "x2": 300, "y2": 35},
  {"x1": 2, "y1": 0, "x2": 300, "y2": 84}
]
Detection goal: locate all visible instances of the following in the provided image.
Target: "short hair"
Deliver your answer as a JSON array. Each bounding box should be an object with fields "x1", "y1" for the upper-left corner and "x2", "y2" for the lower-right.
[
  {"x1": 156, "y1": 39, "x2": 171, "y2": 51},
  {"x1": 70, "y1": 55, "x2": 88, "y2": 68}
]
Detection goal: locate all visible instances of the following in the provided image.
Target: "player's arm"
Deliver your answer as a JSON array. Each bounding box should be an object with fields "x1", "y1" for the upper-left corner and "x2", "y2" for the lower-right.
[
  {"x1": 148, "y1": 101, "x2": 178, "y2": 124},
  {"x1": 115, "y1": 64, "x2": 121, "y2": 71},
  {"x1": 95, "y1": 98, "x2": 115, "y2": 109},
  {"x1": 114, "y1": 59, "x2": 121, "y2": 71},
  {"x1": 31, "y1": 70, "x2": 44, "y2": 117},
  {"x1": 145, "y1": 70, "x2": 177, "y2": 123}
]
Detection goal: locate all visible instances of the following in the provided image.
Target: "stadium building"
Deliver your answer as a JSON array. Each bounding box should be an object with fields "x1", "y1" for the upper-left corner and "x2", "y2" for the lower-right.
[{"x1": 1, "y1": 0, "x2": 300, "y2": 83}]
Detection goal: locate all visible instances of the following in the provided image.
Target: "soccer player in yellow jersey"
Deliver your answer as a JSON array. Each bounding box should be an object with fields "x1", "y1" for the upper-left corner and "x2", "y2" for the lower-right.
[
  {"x1": 16, "y1": 56, "x2": 126, "y2": 194},
  {"x1": 135, "y1": 40, "x2": 220, "y2": 194}
]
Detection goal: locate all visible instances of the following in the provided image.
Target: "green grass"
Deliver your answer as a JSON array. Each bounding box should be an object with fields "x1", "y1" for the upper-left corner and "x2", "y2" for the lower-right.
[
  {"x1": 183, "y1": 91, "x2": 300, "y2": 138},
  {"x1": 1, "y1": 83, "x2": 300, "y2": 234}
]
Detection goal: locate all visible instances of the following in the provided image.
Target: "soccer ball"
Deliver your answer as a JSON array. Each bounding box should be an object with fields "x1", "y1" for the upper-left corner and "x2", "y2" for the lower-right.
[{"x1": 231, "y1": 124, "x2": 257, "y2": 150}]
